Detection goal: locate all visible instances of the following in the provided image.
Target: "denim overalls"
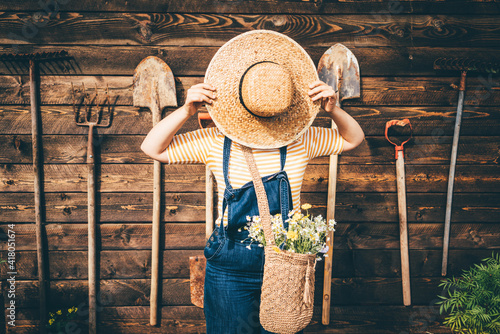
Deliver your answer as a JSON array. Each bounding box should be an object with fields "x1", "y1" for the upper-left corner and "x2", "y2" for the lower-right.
[{"x1": 203, "y1": 137, "x2": 293, "y2": 334}]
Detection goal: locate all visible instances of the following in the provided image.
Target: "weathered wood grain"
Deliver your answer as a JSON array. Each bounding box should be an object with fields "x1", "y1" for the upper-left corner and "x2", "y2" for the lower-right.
[
  {"x1": 2, "y1": 105, "x2": 500, "y2": 136},
  {"x1": 9, "y1": 276, "x2": 457, "y2": 308},
  {"x1": 2, "y1": 249, "x2": 495, "y2": 280},
  {"x1": 1, "y1": 0, "x2": 498, "y2": 14},
  {"x1": 1, "y1": 135, "x2": 499, "y2": 165},
  {"x1": 1, "y1": 45, "x2": 499, "y2": 77},
  {"x1": 2, "y1": 13, "x2": 500, "y2": 48},
  {"x1": 1, "y1": 250, "x2": 203, "y2": 279},
  {"x1": 0, "y1": 76, "x2": 498, "y2": 107},
  {"x1": 2, "y1": 163, "x2": 499, "y2": 193},
  {"x1": 0, "y1": 2, "x2": 497, "y2": 333},
  {"x1": 1, "y1": 222, "x2": 497, "y2": 251},
  {"x1": 1, "y1": 192, "x2": 498, "y2": 223},
  {"x1": 0, "y1": 192, "x2": 206, "y2": 222},
  {"x1": 0, "y1": 223, "x2": 206, "y2": 250},
  {"x1": 4, "y1": 305, "x2": 454, "y2": 334}
]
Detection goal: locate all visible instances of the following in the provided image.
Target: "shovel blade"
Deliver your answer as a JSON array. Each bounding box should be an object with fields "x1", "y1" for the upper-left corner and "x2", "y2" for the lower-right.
[
  {"x1": 133, "y1": 56, "x2": 177, "y2": 110},
  {"x1": 189, "y1": 256, "x2": 206, "y2": 308},
  {"x1": 318, "y1": 44, "x2": 360, "y2": 103}
]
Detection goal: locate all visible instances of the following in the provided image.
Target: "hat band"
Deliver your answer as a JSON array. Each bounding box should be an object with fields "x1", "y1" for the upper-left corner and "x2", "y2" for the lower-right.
[{"x1": 238, "y1": 60, "x2": 278, "y2": 119}]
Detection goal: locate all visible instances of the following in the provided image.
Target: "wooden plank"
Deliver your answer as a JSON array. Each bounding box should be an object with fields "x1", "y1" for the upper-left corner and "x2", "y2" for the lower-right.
[
  {"x1": 2, "y1": 13, "x2": 500, "y2": 48},
  {"x1": 0, "y1": 164, "x2": 208, "y2": 192},
  {"x1": 330, "y1": 192, "x2": 500, "y2": 224},
  {"x1": 0, "y1": 75, "x2": 499, "y2": 107},
  {"x1": 0, "y1": 105, "x2": 500, "y2": 138},
  {"x1": 1, "y1": 250, "x2": 203, "y2": 280},
  {"x1": 306, "y1": 305, "x2": 452, "y2": 334},
  {"x1": 1, "y1": 192, "x2": 498, "y2": 223},
  {"x1": 3, "y1": 249, "x2": 495, "y2": 280},
  {"x1": 0, "y1": 192, "x2": 206, "y2": 222},
  {"x1": 2, "y1": 164, "x2": 499, "y2": 193},
  {"x1": 0, "y1": 223, "x2": 206, "y2": 250},
  {"x1": 4, "y1": 305, "x2": 454, "y2": 334},
  {"x1": 1, "y1": 0, "x2": 498, "y2": 14},
  {"x1": 10, "y1": 276, "x2": 456, "y2": 307},
  {"x1": 1, "y1": 45, "x2": 499, "y2": 77},
  {"x1": 1, "y1": 135, "x2": 499, "y2": 165},
  {"x1": 1, "y1": 222, "x2": 498, "y2": 251},
  {"x1": 2, "y1": 105, "x2": 500, "y2": 136}
]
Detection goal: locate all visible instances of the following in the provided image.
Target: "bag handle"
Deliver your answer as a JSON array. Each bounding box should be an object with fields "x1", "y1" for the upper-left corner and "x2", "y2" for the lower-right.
[{"x1": 241, "y1": 145, "x2": 275, "y2": 247}]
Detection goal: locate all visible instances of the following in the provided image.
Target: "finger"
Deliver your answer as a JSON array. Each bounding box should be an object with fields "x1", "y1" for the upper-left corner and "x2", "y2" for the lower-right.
[
  {"x1": 308, "y1": 85, "x2": 333, "y2": 97},
  {"x1": 308, "y1": 80, "x2": 326, "y2": 89},
  {"x1": 192, "y1": 83, "x2": 217, "y2": 91},
  {"x1": 311, "y1": 91, "x2": 334, "y2": 102},
  {"x1": 188, "y1": 93, "x2": 213, "y2": 105},
  {"x1": 189, "y1": 87, "x2": 217, "y2": 99}
]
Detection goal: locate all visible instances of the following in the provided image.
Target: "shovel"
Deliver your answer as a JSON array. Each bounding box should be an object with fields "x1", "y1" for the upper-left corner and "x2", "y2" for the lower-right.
[
  {"x1": 385, "y1": 119, "x2": 413, "y2": 306},
  {"x1": 133, "y1": 56, "x2": 177, "y2": 325},
  {"x1": 317, "y1": 44, "x2": 360, "y2": 325}
]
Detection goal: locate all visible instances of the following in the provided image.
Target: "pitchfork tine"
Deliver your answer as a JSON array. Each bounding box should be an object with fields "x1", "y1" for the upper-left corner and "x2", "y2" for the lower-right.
[{"x1": 72, "y1": 82, "x2": 111, "y2": 128}]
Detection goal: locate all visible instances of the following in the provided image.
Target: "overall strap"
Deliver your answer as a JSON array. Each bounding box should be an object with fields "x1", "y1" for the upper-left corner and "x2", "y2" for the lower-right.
[
  {"x1": 278, "y1": 146, "x2": 289, "y2": 223},
  {"x1": 222, "y1": 136, "x2": 233, "y2": 190},
  {"x1": 224, "y1": 136, "x2": 287, "y2": 186},
  {"x1": 279, "y1": 146, "x2": 287, "y2": 170}
]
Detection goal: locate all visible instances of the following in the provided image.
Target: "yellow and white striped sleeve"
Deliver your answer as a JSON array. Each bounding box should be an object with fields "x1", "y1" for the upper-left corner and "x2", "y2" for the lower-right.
[
  {"x1": 303, "y1": 126, "x2": 345, "y2": 159},
  {"x1": 165, "y1": 127, "x2": 217, "y2": 164}
]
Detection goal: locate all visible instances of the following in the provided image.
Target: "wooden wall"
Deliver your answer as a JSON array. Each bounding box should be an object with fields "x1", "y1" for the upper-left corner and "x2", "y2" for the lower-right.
[{"x1": 1, "y1": 1, "x2": 499, "y2": 333}]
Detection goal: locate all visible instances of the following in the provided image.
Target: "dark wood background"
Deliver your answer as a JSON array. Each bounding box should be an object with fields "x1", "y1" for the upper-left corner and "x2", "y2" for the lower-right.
[{"x1": 1, "y1": 0, "x2": 499, "y2": 333}]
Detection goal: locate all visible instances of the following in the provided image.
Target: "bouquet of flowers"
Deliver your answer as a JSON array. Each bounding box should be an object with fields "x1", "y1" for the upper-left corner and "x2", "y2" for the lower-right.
[{"x1": 241, "y1": 203, "x2": 336, "y2": 259}]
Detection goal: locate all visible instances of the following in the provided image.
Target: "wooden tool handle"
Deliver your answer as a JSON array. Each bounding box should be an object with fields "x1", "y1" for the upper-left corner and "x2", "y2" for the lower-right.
[
  {"x1": 322, "y1": 152, "x2": 338, "y2": 325},
  {"x1": 31, "y1": 59, "x2": 48, "y2": 334},
  {"x1": 442, "y1": 87, "x2": 465, "y2": 277},
  {"x1": 150, "y1": 101, "x2": 162, "y2": 326},
  {"x1": 150, "y1": 153, "x2": 162, "y2": 325},
  {"x1": 87, "y1": 125, "x2": 97, "y2": 334},
  {"x1": 396, "y1": 151, "x2": 411, "y2": 306}
]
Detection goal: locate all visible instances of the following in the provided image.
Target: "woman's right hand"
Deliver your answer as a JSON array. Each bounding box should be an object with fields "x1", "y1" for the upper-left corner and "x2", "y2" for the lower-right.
[{"x1": 184, "y1": 83, "x2": 217, "y2": 116}]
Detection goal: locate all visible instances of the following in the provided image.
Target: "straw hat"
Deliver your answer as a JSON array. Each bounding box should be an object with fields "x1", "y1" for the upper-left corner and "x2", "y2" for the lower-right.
[{"x1": 205, "y1": 30, "x2": 320, "y2": 149}]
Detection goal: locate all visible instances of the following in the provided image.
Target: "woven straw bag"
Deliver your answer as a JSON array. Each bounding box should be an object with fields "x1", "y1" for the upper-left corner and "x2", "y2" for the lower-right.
[{"x1": 242, "y1": 146, "x2": 317, "y2": 334}]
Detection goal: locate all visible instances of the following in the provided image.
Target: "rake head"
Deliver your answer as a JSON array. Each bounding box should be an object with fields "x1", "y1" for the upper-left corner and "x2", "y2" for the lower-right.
[
  {"x1": 0, "y1": 51, "x2": 70, "y2": 62},
  {"x1": 433, "y1": 57, "x2": 499, "y2": 74}
]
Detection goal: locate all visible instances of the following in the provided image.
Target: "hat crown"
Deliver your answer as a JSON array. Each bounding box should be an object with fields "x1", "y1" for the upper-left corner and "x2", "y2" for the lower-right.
[{"x1": 239, "y1": 61, "x2": 293, "y2": 118}]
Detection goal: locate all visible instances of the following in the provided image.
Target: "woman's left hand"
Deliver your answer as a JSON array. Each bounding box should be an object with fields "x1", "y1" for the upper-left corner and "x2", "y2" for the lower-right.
[{"x1": 308, "y1": 80, "x2": 338, "y2": 113}]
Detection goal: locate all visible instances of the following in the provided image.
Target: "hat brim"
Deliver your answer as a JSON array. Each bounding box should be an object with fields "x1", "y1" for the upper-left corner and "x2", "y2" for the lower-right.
[{"x1": 205, "y1": 30, "x2": 320, "y2": 149}]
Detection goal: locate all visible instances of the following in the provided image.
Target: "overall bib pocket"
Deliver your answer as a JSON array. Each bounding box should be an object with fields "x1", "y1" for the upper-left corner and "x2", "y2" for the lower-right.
[{"x1": 204, "y1": 226, "x2": 225, "y2": 261}]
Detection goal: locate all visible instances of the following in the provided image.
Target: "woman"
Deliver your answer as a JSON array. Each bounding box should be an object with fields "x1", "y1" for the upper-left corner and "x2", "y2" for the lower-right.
[{"x1": 141, "y1": 31, "x2": 364, "y2": 334}]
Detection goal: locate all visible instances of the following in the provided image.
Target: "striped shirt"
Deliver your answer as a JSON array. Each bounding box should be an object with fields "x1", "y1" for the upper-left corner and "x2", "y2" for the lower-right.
[{"x1": 165, "y1": 126, "x2": 344, "y2": 226}]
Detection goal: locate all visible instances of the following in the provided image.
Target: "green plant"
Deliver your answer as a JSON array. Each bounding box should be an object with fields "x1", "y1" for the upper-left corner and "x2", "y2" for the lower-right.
[
  {"x1": 436, "y1": 252, "x2": 500, "y2": 334},
  {"x1": 46, "y1": 306, "x2": 78, "y2": 332}
]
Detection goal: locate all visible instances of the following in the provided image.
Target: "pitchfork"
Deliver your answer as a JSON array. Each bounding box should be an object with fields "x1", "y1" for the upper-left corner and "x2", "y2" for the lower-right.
[{"x1": 72, "y1": 82, "x2": 112, "y2": 334}]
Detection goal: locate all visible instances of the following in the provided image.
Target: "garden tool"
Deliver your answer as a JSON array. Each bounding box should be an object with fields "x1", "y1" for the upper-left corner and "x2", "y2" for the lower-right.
[
  {"x1": 317, "y1": 43, "x2": 360, "y2": 325},
  {"x1": 433, "y1": 58, "x2": 499, "y2": 277},
  {"x1": 133, "y1": 56, "x2": 177, "y2": 325},
  {"x1": 385, "y1": 118, "x2": 413, "y2": 306},
  {"x1": 72, "y1": 82, "x2": 112, "y2": 334},
  {"x1": 189, "y1": 112, "x2": 215, "y2": 308},
  {"x1": 0, "y1": 50, "x2": 71, "y2": 334}
]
